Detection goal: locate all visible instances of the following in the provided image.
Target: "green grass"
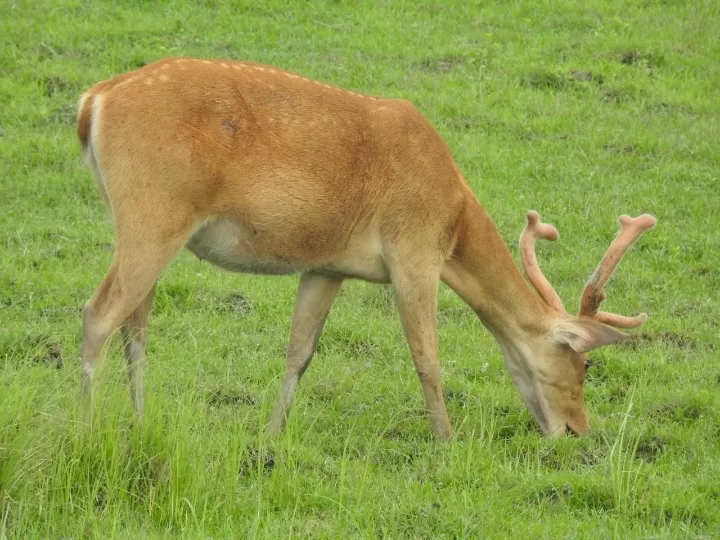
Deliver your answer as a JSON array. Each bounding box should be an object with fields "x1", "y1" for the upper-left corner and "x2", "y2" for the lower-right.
[{"x1": 1, "y1": 0, "x2": 719, "y2": 537}]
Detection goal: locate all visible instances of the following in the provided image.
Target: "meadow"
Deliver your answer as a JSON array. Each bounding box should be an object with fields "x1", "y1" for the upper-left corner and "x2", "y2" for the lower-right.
[{"x1": 1, "y1": 0, "x2": 719, "y2": 537}]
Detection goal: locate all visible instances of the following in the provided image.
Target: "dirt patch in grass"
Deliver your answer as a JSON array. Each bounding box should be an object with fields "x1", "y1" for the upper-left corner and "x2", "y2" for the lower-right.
[
  {"x1": 5, "y1": 334, "x2": 65, "y2": 369},
  {"x1": 601, "y1": 86, "x2": 641, "y2": 103},
  {"x1": 616, "y1": 49, "x2": 663, "y2": 67},
  {"x1": 418, "y1": 55, "x2": 466, "y2": 72},
  {"x1": 635, "y1": 435, "x2": 668, "y2": 463},
  {"x1": 40, "y1": 75, "x2": 76, "y2": 97},
  {"x1": 531, "y1": 482, "x2": 615, "y2": 512},
  {"x1": 604, "y1": 384, "x2": 632, "y2": 404},
  {"x1": 640, "y1": 504, "x2": 708, "y2": 529},
  {"x1": 651, "y1": 401, "x2": 705, "y2": 423},
  {"x1": 444, "y1": 114, "x2": 476, "y2": 132},
  {"x1": 318, "y1": 330, "x2": 378, "y2": 357},
  {"x1": 444, "y1": 389, "x2": 472, "y2": 407},
  {"x1": 206, "y1": 388, "x2": 257, "y2": 407},
  {"x1": 688, "y1": 266, "x2": 713, "y2": 278},
  {"x1": 494, "y1": 406, "x2": 542, "y2": 440},
  {"x1": 535, "y1": 443, "x2": 606, "y2": 471},
  {"x1": 620, "y1": 331, "x2": 709, "y2": 351},
  {"x1": 125, "y1": 452, "x2": 173, "y2": 503},
  {"x1": 602, "y1": 143, "x2": 639, "y2": 154},
  {"x1": 362, "y1": 286, "x2": 395, "y2": 312},
  {"x1": 521, "y1": 69, "x2": 604, "y2": 91},
  {"x1": 95, "y1": 241, "x2": 113, "y2": 251},
  {"x1": 570, "y1": 485, "x2": 615, "y2": 512},
  {"x1": 645, "y1": 101, "x2": 694, "y2": 115},
  {"x1": 571, "y1": 70, "x2": 605, "y2": 85},
  {"x1": 382, "y1": 428, "x2": 416, "y2": 442},
  {"x1": 238, "y1": 447, "x2": 275, "y2": 476},
  {"x1": 576, "y1": 444, "x2": 607, "y2": 467},
  {"x1": 215, "y1": 292, "x2": 254, "y2": 315},
  {"x1": 537, "y1": 446, "x2": 565, "y2": 470},
  {"x1": 437, "y1": 297, "x2": 473, "y2": 323},
  {"x1": 41, "y1": 339, "x2": 63, "y2": 368},
  {"x1": 374, "y1": 439, "x2": 422, "y2": 467},
  {"x1": 531, "y1": 483, "x2": 575, "y2": 504},
  {"x1": 38, "y1": 102, "x2": 78, "y2": 127},
  {"x1": 33, "y1": 42, "x2": 90, "y2": 61},
  {"x1": 522, "y1": 70, "x2": 568, "y2": 91},
  {"x1": 307, "y1": 380, "x2": 342, "y2": 404}
]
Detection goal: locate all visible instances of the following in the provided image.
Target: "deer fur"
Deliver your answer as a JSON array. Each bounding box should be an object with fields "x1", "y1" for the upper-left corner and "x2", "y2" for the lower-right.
[{"x1": 76, "y1": 57, "x2": 656, "y2": 438}]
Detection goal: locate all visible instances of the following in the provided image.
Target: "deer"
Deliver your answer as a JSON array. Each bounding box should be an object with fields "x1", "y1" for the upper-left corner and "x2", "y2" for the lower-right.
[{"x1": 75, "y1": 57, "x2": 657, "y2": 439}]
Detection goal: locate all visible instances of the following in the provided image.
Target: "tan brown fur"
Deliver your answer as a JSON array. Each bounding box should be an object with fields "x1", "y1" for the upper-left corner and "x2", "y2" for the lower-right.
[{"x1": 77, "y1": 57, "x2": 656, "y2": 438}]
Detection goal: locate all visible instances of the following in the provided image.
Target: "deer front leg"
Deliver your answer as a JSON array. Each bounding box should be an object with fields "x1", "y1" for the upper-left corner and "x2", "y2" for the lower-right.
[
  {"x1": 120, "y1": 284, "x2": 157, "y2": 416},
  {"x1": 392, "y1": 266, "x2": 451, "y2": 440},
  {"x1": 266, "y1": 272, "x2": 343, "y2": 436}
]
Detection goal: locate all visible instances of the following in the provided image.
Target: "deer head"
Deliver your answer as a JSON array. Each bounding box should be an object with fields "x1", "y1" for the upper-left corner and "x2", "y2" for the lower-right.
[{"x1": 516, "y1": 210, "x2": 657, "y2": 436}]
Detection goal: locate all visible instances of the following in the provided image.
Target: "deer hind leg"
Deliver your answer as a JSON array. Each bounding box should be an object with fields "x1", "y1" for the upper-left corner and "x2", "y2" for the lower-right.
[
  {"x1": 390, "y1": 258, "x2": 451, "y2": 439},
  {"x1": 120, "y1": 283, "x2": 157, "y2": 416},
  {"x1": 81, "y1": 199, "x2": 197, "y2": 411},
  {"x1": 266, "y1": 272, "x2": 343, "y2": 436}
]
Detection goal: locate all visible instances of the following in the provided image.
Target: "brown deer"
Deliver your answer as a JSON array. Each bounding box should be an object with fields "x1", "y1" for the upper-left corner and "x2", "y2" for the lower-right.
[{"x1": 76, "y1": 57, "x2": 656, "y2": 438}]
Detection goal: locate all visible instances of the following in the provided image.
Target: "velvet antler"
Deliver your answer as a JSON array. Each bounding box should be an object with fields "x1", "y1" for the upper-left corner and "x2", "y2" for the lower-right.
[
  {"x1": 578, "y1": 214, "x2": 657, "y2": 328},
  {"x1": 520, "y1": 211, "x2": 567, "y2": 313},
  {"x1": 520, "y1": 211, "x2": 656, "y2": 328}
]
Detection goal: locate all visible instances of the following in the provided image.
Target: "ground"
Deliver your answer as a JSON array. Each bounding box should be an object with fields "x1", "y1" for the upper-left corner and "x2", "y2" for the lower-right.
[{"x1": 1, "y1": 0, "x2": 719, "y2": 538}]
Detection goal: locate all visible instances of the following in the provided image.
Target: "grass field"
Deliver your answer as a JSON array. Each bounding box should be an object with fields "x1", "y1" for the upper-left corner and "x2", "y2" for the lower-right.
[{"x1": 1, "y1": 0, "x2": 719, "y2": 537}]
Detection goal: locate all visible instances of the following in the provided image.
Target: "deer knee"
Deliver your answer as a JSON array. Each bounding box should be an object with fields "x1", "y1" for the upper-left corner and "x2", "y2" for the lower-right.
[
  {"x1": 414, "y1": 364, "x2": 440, "y2": 387},
  {"x1": 82, "y1": 301, "x2": 114, "y2": 358}
]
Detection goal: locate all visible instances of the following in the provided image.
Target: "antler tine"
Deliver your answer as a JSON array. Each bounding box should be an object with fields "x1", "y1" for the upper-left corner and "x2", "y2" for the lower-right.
[
  {"x1": 520, "y1": 210, "x2": 566, "y2": 314},
  {"x1": 578, "y1": 214, "x2": 657, "y2": 321},
  {"x1": 594, "y1": 311, "x2": 648, "y2": 329}
]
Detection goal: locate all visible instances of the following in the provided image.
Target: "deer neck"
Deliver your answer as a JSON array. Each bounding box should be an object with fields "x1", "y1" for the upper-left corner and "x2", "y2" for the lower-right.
[{"x1": 442, "y1": 195, "x2": 554, "y2": 344}]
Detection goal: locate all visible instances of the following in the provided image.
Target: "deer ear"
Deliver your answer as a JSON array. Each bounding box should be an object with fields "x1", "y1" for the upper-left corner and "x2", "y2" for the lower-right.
[{"x1": 552, "y1": 318, "x2": 630, "y2": 353}]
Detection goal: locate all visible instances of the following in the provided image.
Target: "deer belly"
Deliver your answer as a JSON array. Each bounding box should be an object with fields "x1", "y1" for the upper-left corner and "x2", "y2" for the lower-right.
[{"x1": 185, "y1": 218, "x2": 301, "y2": 275}]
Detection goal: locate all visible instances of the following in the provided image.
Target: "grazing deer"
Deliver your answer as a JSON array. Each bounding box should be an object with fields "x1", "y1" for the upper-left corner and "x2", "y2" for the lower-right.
[{"x1": 76, "y1": 57, "x2": 656, "y2": 438}]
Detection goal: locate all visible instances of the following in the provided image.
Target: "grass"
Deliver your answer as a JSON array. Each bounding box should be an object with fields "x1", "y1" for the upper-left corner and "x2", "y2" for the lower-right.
[{"x1": 1, "y1": 0, "x2": 719, "y2": 537}]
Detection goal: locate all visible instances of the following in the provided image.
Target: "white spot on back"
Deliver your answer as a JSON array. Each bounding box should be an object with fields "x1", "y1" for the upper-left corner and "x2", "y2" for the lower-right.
[{"x1": 117, "y1": 76, "x2": 137, "y2": 88}]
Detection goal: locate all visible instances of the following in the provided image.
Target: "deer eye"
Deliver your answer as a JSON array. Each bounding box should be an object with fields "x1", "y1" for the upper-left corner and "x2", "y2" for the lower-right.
[{"x1": 584, "y1": 359, "x2": 592, "y2": 371}]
